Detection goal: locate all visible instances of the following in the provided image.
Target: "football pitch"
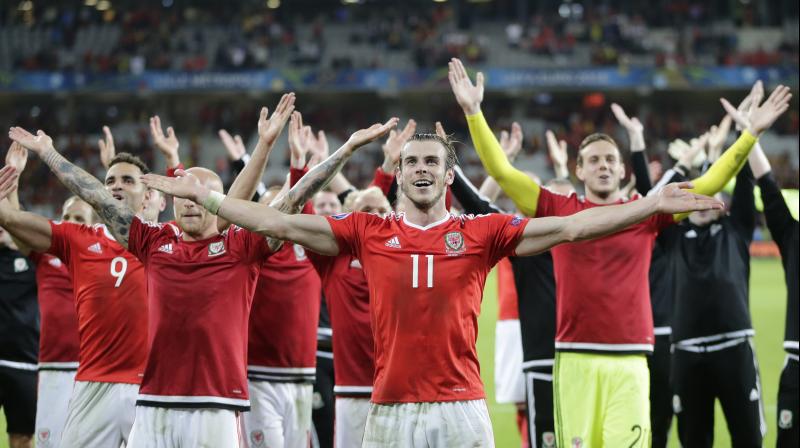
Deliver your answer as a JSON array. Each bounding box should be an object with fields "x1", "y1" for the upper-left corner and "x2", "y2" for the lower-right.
[{"x1": 0, "y1": 258, "x2": 788, "y2": 447}]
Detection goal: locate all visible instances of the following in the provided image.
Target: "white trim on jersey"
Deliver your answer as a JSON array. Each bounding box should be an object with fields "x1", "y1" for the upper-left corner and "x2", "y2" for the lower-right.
[
  {"x1": 39, "y1": 361, "x2": 79, "y2": 370},
  {"x1": 247, "y1": 366, "x2": 316, "y2": 375},
  {"x1": 528, "y1": 372, "x2": 553, "y2": 381},
  {"x1": 673, "y1": 337, "x2": 747, "y2": 353},
  {"x1": 784, "y1": 341, "x2": 799, "y2": 351},
  {"x1": 521, "y1": 359, "x2": 554, "y2": 370},
  {"x1": 787, "y1": 353, "x2": 800, "y2": 362},
  {"x1": 333, "y1": 385, "x2": 373, "y2": 394},
  {"x1": 316, "y1": 350, "x2": 333, "y2": 359},
  {"x1": 654, "y1": 326, "x2": 672, "y2": 336},
  {"x1": 247, "y1": 366, "x2": 316, "y2": 382},
  {"x1": 554, "y1": 342, "x2": 654, "y2": 352},
  {"x1": 0, "y1": 359, "x2": 38, "y2": 371},
  {"x1": 401, "y1": 212, "x2": 451, "y2": 231},
  {"x1": 674, "y1": 328, "x2": 755, "y2": 346},
  {"x1": 136, "y1": 394, "x2": 249, "y2": 408}
]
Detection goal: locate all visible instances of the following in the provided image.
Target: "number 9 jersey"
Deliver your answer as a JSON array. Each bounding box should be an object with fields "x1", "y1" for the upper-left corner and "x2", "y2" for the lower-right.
[
  {"x1": 48, "y1": 221, "x2": 147, "y2": 385},
  {"x1": 326, "y1": 211, "x2": 528, "y2": 404}
]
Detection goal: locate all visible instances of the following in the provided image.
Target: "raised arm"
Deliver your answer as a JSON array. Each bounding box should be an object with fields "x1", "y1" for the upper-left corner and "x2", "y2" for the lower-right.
[
  {"x1": 545, "y1": 129, "x2": 570, "y2": 181},
  {"x1": 149, "y1": 115, "x2": 182, "y2": 170},
  {"x1": 142, "y1": 171, "x2": 340, "y2": 255},
  {"x1": 448, "y1": 58, "x2": 541, "y2": 217},
  {"x1": 8, "y1": 127, "x2": 135, "y2": 247},
  {"x1": 476, "y1": 121, "x2": 523, "y2": 201},
  {"x1": 749, "y1": 142, "x2": 795, "y2": 245},
  {"x1": 98, "y1": 126, "x2": 115, "y2": 170},
  {"x1": 0, "y1": 164, "x2": 52, "y2": 253},
  {"x1": 515, "y1": 182, "x2": 724, "y2": 256},
  {"x1": 611, "y1": 103, "x2": 651, "y2": 195}
]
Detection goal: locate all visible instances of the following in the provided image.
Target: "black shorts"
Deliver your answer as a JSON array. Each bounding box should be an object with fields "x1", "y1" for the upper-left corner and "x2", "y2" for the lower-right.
[
  {"x1": 0, "y1": 365, "x2": 37, "y2": 435},
  {"x1": 647, "y1": 334, "x2": 673, "y2": 448},
  {"x1": 777, "y1": 354, "x2": 798, "y2": 448},
  {"x1": 523, "y1": 362, "x2": 555, "y2": 448}
]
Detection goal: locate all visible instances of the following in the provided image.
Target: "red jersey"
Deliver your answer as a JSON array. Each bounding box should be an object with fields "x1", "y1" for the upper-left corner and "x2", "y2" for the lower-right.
[
  {"x1": 326, "y1": 211, "x2": 528, "y2": 403},
  {"x1": 535, "y1": 189, "x2": 674, "y2": 353},
  {"x1": 127, "y1": 218, "x2": 270, "y2": 410},
  {"x1": 48, "y1": 221, "x2": 147, "y2": 384},
  {"x1": 29, "y1": 252, "x2": 80, "y2": 369},
  {"x1": 247, "y1": 242, "x2": 320, "y2": 383},
  {"x1": 496, "y1": 257, "x2": 519, "y2": 321},
  {"x1": 307, "y1": 251, "x2": 374, "y2": 397}
]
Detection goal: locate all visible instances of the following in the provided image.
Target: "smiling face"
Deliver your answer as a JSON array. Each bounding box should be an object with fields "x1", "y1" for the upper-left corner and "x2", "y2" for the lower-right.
[
  {"x1": 173, "y1": 167, "x2": 223, "y2": 237},
  {"x1": 397, "y1": 140, "x2": 454, "y2": 211},
  {"x1": 104, "y1": 162, "x2": 148, "y2": 214},
  {"x1": 576, "y1": 138, "x2": 625, "y2": 198}
]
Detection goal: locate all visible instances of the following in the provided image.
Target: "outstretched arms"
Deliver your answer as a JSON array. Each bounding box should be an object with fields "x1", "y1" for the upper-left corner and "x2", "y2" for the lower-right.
[{"x1": 8, "y1": 127, "x2": 136, "y2": 248}]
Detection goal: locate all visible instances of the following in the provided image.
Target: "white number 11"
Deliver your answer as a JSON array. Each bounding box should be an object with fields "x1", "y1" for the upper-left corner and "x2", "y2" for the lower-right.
[{"x1": 410, "y1": 254, "x2": 433, "y2": 288}]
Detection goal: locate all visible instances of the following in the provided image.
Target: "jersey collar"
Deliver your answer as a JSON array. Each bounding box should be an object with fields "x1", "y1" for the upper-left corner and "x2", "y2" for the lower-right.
[{"x1": 401, "y1": 212, "x2": 451, "y2": 231}]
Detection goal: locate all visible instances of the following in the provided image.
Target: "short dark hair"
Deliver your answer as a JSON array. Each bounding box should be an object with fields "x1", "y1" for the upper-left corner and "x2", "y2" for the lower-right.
[
  {"x1": 577, "y1": 133, "x2": 619, "y2": 166},
  {"x1": 108, "y1": 152, "x2": 150, "y2": 175},
  {"x1": 403, "y1": 132, "x2": 459, "y2": 171}
]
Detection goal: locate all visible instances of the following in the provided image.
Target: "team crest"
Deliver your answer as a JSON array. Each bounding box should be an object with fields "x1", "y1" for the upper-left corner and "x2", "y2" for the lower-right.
[
  {"x1": 250, "y1": 430, "x2": 265, "y2": 446},
  {"x1": 542, "y1": 432, "x2": 555, "y2": 448},
  {"x1": 571, "y1": 437, "x2": 583, "y2": 448},
  {"x1": 38, "y1": 428, "x2": 51, "y2": 447},
  {"x1": 444, "y1": 231, "x2": 465, "y2": 254},
  {"x1": 207, "y1": 241, "x2": 226, "y2": 257},
  {"x1": 510, "y1": 216, "x2": 523, "y2": 227},
  {"x1": 779, "y1": 409, "x2": 793, "y2": 429},
  {"x1": 293, "y1": 244, "x2": 307, "y2": 261},
  {"x1": 13, "y1": 257, "x2": 29, "y2": 273}
]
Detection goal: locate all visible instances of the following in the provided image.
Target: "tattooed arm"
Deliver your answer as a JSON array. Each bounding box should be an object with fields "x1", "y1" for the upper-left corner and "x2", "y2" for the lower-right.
[{"x1": 8, "y1": 127, "x2": 136, "y2": 248}]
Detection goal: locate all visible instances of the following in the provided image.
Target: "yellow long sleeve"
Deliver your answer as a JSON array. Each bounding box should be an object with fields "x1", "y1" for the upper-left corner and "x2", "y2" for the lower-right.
[{"x1": 466, "y1": 112, "x2": 541, "y2": 217}]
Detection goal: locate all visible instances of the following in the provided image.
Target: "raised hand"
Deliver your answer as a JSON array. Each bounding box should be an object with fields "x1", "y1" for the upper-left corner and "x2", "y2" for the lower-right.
[
  {"x1": 545, "y1": 130, "x2": 569, "y2": 179},
  {"x1": 5, "y1": 142, "x2": 28, "y2": 174},
  {"x1": 218, "y1": 129, "x2": 246, "y2": 161},
  {"x1": 381, "y1": 119, "x2": 416, "y2": 172},
  {"x1": 721, "y1": 83, "x2": 792, "y2": 136},
  {"x1": 8, "y1": 128, "x2": 55, "y2": 155},
  {"x1": 149, "y1": 115, "x2": 181, "y2": 168},
  {"x1": 681, "y1": 133, "x2": 709, "y2": 167},
  {"x1": 257, "y1": 93, "x2": 296, "y2": 145},
  {"x1": 0, "y1": 165, "x2": 19, "y2": 201},
  {"x1": 435, "y1": 121, "x2": 448, "y2": 139},
  {"x1": 707, "y1": 115, "x2": 732, "y2": 158},
  {"x1": 308, "y1": 130, "x2": 329, "y2": 168},
  {"x1": 448, "y1": 58, "x2": 484, "y2": 116},
  {"x1": 141, "y1": 169, "x2": 203, "y2": 202},
  {"x1": 610, "y1": 103, "x2": 645, "y2": 151},
  {"x1": 98, "y1": 126, "x2": 115, "y2": 169},
  {"x1": 345, "y1": 118, "x2": 399, "y2": 151},
  {"x1": 655, "y1": 181, "x2": 724, "y2": 214},
  {"x1": 500, "y1": 122, "x2": 523, "y2": 161}
]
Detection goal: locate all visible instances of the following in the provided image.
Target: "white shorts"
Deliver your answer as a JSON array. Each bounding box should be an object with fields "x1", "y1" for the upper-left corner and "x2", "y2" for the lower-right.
[
  {"x1": 334, "y1": 397, "x2": 370, "y2": 448},
  {"x1": 35, "y1": 369, "x2": 76, "y2": 448},
  {"x1": 242, "y1": 381, "x2": 313, "y2": 448},
  {"x1": 128, "y1": 406, "x2": 243, "y2": 447},
  {"x1": 60, "y1": 380, "x2": 138, "y2": 448},
  {"x1": 494, "y1": 319, "x2": 525, "y2": 403},
  {"x1": 362, "y1": 399, "x2": 494, "y2": 448}
]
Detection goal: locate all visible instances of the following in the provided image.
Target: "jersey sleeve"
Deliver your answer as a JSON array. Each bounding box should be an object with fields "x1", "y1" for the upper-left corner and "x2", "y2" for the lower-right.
[
  {"x1": 534, "y1": 187, "x2": 573, "y2": 218},
  {"x1": 227, "y1": 225, "x2": 273, "y2": 263},
  {"x1": 324, "y1": 212, "x2": 369, "y2": 258},
  {"x1": 47, "y1": 221, "x2": 81, "y2": 264},
  {"x1": 306, "y1": 250, "x2": 334, "y2": 279},
  {"x1": 484, "y1": 214, "x2": 529, "y2": 267},
  {"x1": 128, "y1": 217, "x2": 173, "y2": 263}
]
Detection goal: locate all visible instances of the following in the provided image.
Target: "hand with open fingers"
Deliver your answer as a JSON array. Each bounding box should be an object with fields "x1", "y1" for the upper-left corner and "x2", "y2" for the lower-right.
[
  {"x1": 610, "y1": 103, "x2": 645, "y2": 151},
  {"x1": 8, "y1": 128, "x2": 54, "y2": 155},
  {"x1": 721, "y1": 82, "x2": 792, "y2": 136},
  {"x1": 288, "y1": 111, "x2": 310, "y2": 167},
  {"x1": 707, "y1": 115, "x2": 732, "y2": 156},
  {"x1": 680, "y1": 133, "x2": 709, "y2": 168},
  {"x1": 98, "y1": 126, "x2": 115, "y2": 169},
  {"x1": 141, "y1": 169, "x2": 203, "y2": 202},
  {"x1": 545, "y1": 130, "x2": 569, "y2": 178},
  {"x1": 0, "y1": 165, "x2": 20, "y2": 201},
  {"x1": 729, "y1": 81, "x2": 762, "y2": 132},
  {"x1": 346, "y1": 118, "x2": 399, "y2": 150},
  {"x1": 435, "y1": 121, "x2": 448, "y2": 140},
  {"x1": 382, "y1": 119, "x2": 416, "y2": 171},
  {"x1": 218, "y1": 129, "x2": 247, "y2": 161},
  {"x1": 258, "y1": 92, "x2": 296, "y2": 145},
  {"x1": 5, "y1": 142, "x2": 28, "y2": 174},
  {"x1": 447, "y1": 58, "x2": 484, "y2": 116},
  {"x1": 149, "y1": 115, "x2": 180, "y2": 166},
  {"x1": 308, "y1": 130, "x2": 329, "y2": 168},
  {"x1": 500, "y1": 122, "x2": 523, "y2": 161},
  {"x1": 656, "y1": 182, "x2": 725, "y2": 214}
]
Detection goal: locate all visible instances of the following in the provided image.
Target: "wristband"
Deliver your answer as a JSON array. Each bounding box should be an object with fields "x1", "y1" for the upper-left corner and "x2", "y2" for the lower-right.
[{"x1": 202, "y1": 191, "x2": 226, "y2": 215}]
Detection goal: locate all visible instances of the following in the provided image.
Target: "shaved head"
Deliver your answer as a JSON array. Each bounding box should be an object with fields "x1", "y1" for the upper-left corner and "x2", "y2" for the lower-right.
[{"x1": 186, "y1": 167, "x2": 224, "y2": 193}]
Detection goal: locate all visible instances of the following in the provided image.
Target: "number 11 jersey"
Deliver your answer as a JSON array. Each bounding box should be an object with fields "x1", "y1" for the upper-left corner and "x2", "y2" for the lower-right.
[
  {"x1": 48, "y1": 221, "x2": 147, "y2": 384},
  {"x1": 326, "y1": 212, "x2": 528, "y2": 404}
]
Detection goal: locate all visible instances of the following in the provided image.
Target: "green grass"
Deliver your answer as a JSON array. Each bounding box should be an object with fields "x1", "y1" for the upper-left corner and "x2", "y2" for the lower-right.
[
  {"x1": 0, "y1": 258, "x2": 786, "y2": 448},
  {"x1": 477, "y1": 257, "x2": 788, "y2": 448}
]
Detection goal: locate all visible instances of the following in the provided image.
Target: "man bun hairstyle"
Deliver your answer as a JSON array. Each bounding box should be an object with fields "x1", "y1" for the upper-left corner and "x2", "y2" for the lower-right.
[
  {"x1": 108, "y1": 152, "x2": 150, "y2": 175},
  {"x1": 406, "y1": 132, "x2": 459, "y2": 171},
  {"x1": 577, "y1": 133, "x2": 618, "y2": 166}
]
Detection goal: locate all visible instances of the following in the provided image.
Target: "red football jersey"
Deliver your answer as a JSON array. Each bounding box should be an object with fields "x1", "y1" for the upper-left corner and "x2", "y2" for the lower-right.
[
  {"x1": 48, "y1": 221, "x2": 147, "y2": 384},
  {"x1": 307, "y1": 251, "x2": 375, "y2": 396},
  {"x1": 326, "y1": 212, "x2": 528, "y2": 403},
  {"x1": 496, "y1": 257, "x2": 519, "y2": 321},
  {"x1": 29, "y1": 252, "x2": 80, "y2": 369},
  {"x1": 128, "y1": 218, "x2": 270, "y2": 410},
  {"x1": 535, "y1": 189, "x2": 674, "y2": 352},
  {"x1": 247, "y1": 242, "x2": 320, "y2": 383}
]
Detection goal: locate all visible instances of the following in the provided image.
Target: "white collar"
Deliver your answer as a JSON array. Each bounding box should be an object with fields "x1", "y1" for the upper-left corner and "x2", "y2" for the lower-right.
[{"x1": 401, "y1": 212, "x2": 451, "y2": 231}]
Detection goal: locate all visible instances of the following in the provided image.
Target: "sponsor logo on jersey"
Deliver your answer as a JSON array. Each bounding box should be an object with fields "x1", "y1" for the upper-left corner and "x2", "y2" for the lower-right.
[
  {"x1": 672, "y1": 395, "x2": 682, "y2": 413},
  {"x1": 208, "y1": 241, "x2": 226, "y2": 257},
  {"x1": 331, "y1": 212, "x2": 351, "y2": 220},
  {"x1": 445, "y1": 231, "x2": 465, "y2": 254},
  {"x1": 87, "y1": 242, "x2": 103, "y2": 254},
  {"x1": 158, "y1": 244, "x2": 173, "y2": 254},
  {"x1": 542, "y1": 432, "x2": 555, "y2": 448},
  {"x1": 571, "y1": 437, "x2": 583, "y2": 448},
  {"x1": 250, "y1": 430, "x2": 265, "y2": 446},
  {"x1": 385, "y1": 236, "x2": 401, "y2": 249},
  {"x1": 48, "y1": 257, "x2": 62, "y2": 267},
  {"x1": 779, "y1": 409, "x2": 793, "y2": 429},
  {"x1": 13, "y1": 257, "x2": 29, "y2": 273},
  {"x1": 749, "y1": 388, "x2": 759, "y2": 402},
  {"x1": 293, "y1": 244, "x2": 307, "y2": 261}
]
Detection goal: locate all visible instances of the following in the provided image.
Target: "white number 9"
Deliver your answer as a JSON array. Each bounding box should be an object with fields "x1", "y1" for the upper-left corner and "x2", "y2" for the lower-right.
[{"x1": 110, "y1": 256, "x2": 128, "y2": 288}]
